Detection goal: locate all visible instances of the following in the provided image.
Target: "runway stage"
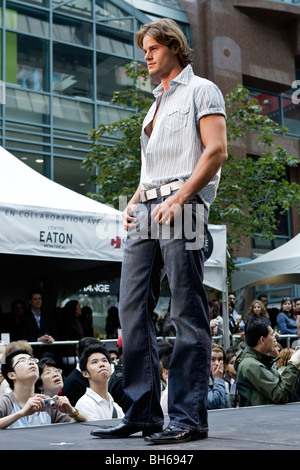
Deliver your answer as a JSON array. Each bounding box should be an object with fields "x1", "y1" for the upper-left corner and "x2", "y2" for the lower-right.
[{"x1": 1, "y1": 402, "x2": 299, "y2": 455}]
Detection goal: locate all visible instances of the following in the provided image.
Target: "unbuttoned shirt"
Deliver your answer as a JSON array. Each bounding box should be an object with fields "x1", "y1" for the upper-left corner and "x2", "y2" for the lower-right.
[
  {"x1": 140, "y1": 64, "x2": 226, "y2": 209},
  {"x1": 75, "y1": 387, "x2": 124, "y2": 421}
]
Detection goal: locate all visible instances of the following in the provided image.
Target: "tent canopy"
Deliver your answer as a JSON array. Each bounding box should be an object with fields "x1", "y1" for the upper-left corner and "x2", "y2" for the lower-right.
[
  {"x1": 231, "y1": 233, "x2": 300, "y2": 291},
  {"x1": 0, "y1": 147, "x2": 125, "y2": 310}
]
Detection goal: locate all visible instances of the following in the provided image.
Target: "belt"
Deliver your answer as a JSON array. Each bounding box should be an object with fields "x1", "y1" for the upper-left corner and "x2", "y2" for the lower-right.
[{"x1": 139, "y1": 180, "x2": 185, "y2": 203}]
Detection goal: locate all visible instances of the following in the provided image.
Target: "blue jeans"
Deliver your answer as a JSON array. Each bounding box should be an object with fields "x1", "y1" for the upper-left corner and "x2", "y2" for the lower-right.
[{"x1": 119, "y1": 193, "x2": 211, "y2": 432}]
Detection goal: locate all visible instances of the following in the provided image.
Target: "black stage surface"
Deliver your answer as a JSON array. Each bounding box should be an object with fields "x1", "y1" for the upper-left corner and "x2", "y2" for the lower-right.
[{"x1": 1, "y1": 402, "x2": 299, "y2": 456}]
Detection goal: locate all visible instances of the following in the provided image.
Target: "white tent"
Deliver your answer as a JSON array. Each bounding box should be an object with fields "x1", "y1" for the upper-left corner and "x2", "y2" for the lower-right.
[
  {"x1": 0, "y1": 147, "x2": 228, "y2": 345},
  {"x1": 231, "y1": 233, "x2": 300, "y2": 291},
  {"x1": 0, "y1": 146, "x2": 126, "y2": 310}
]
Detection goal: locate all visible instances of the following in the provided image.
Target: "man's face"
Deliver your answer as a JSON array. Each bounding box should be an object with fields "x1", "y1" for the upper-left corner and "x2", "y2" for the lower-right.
[
  {"x1": 261, "y1": 326, "x2": 275, "y2": 355},
  {"x1": 84, "y1": 352, "x2": 111, "y2": 383},
  {"x1": 142, "y1": 34, "x2": 179, "y2": 78},
  {"x1": 10, "y1": 353, "x2": 39, "y2": 383},
  {"x1": 30, "y1": 294, "x2": 42, "y2": 311}
]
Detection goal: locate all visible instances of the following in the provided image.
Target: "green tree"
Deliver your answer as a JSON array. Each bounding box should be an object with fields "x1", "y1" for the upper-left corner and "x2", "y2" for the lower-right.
[{"x1": 82, "y1": 62, "x2": 300, "y2": 268}]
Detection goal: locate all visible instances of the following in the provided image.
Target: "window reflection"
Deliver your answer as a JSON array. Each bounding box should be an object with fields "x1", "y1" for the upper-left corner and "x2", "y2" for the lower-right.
[
  {"x1": 52, "y1": 43, "x2": 93, "y2": 98},
  {"x1": 53, "y1": 14, "x2": 92, "y2": 47},
  {"x1": 97, "y1": 53, "x2": 132, "y2": 102},
  {"x1": 6, "y1": 32, "x2": 49, "y2": 92}
]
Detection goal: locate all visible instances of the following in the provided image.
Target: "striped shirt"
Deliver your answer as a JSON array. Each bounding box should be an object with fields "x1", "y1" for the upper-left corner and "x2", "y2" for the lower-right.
[{"x1": 140, "y1": 64, "x2": 226, "y2": 209}]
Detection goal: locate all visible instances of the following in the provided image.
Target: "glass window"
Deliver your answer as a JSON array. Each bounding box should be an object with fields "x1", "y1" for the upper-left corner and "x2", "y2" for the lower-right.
[
  {"x1": 5, "y1": 88, "x2": 50, "y2": 124},
  {"x1": 9, "y1": 149, "x2": 51, "y2": 176},
  {"x1": 53, "y1": 14, "x2": 92, "y2": 47},
  {"x1": 53, "y1": 156, "x2": 95, "y2": 195},
  {"x1": 97, "y1": 53, "x2": 132, "y2": 102},
  {"x1": 52, "y1": 0, "x2": 92, "y2": 19},
  {"x1": 52, "y1": 96, "x2": 93, "y2": 132},
  {"x1": 249, "y1": 90, "x2": 280, "y2": 125},
  {"x1": 6, "y1": 3, "x2": 49, "y2": 36},
  {"x1": 96, "y1": 24, "x2": 133, "y2": 57},
  {"x1": 281, "y1": 91, "x2": 300, "y2": 137},
  {"x1": 6, "y1": 32, "x2": 49, "y2": 92},
  {"x1": 52, "y1": 43, "x2": 93, "y2": 98},
  {"x1": 95, "y1": 0, "x2": 133, "y2": 30}
]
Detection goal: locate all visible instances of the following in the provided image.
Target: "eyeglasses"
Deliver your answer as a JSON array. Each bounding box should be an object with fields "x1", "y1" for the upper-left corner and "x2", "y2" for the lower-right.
[
  {"x1": 42, "y1": 368, "x2": 62, "y2": 377},
  {"x1": 13, "y1": 357, "x2": 39, "y2": 368}
]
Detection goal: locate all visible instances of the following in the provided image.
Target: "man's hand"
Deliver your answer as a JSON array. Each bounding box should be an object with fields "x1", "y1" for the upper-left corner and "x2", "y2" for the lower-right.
[{"x1": 122, "y1": 203, "x2": 138, "y2": 231}]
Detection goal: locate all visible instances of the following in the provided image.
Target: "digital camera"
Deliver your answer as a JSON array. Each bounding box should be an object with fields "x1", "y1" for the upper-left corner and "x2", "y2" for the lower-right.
[{"x1": 42, "y1": 398, "x2": 56, "y2": 409}]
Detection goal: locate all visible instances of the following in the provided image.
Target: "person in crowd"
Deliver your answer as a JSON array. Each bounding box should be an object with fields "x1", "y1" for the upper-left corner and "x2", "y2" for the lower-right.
[
  {"x1": 257, "y1": 293, "x2": 279, "y2": 328},
  {"x1": 224, "y1": 351, "x2": 239, "y2": 407},
  {"x1": 75, "y1": 344, "x2": 124, "y2": 420},
  {"x1": 81, "y1": 306, "x2": 94, "y2": 338},
  {"x1": 207, "y1": 343, "x2": 230, "y2": 409},
  {"x1": 2, "y1": 300, "x2": 26, "y2": 341},
  {"x1": 59, "y1": 300, "x2": 84, "y2": 341},
  {"x1": 228, "y1": 300, "x2": 238, "y2": 334},
  {"x1": 0, "y1": 348, "x2": 87, "y2": 429},
  {"x1": 61, "y1": 337, "x2": 100, "y2": 406},
  {"x1": 293, "y1": 298, "x2": 300, "y2": 318},
  {"x1": 209, "y1": 300, "x2": 223, "y2": 337},
  {"x1": 19, "y1": 290, "x2": 56, "y2": 343},
  {"x1": 245, "y1": 299, "x2": 269, "y2": 323},
  {"x1": 105, "y1": 306, "x2": 121, "y2": 339},
  {"x1": 228, "y1": 292, "x2": 245, "y2": 331},
  {"x1": 108, "y1": 352, "x2": 133, "y2": 414},
  {"x1": 35, "y1": 357, "x2": 63, "y2": 397},
  {"x1": 276, "y1": 297, "x2": 299, "y2": 336},
  {"x1": 159, "y1": 351, "x2": 172, "y2": 414},
  {"x1": 276, "y1": 348, "x2": 295, "y2": 374},
  {"x1": 91, "y1": 17, "x2": 227, "y2": 444},
  {"x1": 234, "y1": 316, "x2": 300, "y2": 407},
  {"x1": 0, "y1": 343, "x2": 10, "y2": 395}
]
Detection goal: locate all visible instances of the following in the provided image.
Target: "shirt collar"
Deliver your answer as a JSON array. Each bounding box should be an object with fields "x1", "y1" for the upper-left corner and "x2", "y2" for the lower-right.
[{"x1": 153, "y1": 64, "x2": 193, "y2": 98}]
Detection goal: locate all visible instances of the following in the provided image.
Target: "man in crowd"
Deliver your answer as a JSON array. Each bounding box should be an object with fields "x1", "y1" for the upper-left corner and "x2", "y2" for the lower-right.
[{"x1": 235, "y1": 316, "x2": 300, "y2": 406}]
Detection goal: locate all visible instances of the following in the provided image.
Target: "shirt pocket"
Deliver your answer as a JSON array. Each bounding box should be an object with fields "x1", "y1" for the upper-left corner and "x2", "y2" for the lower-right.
[{"x1": 164, "y1": 106, "x2": 190, "y2": 132}]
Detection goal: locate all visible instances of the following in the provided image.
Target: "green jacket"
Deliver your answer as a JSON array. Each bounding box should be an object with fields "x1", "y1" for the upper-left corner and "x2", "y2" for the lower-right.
[{"x1": 234, "y1": 346, "x2": 300, "y2": 407}]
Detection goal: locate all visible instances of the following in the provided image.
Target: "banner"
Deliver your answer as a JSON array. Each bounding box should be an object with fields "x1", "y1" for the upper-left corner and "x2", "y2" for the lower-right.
[{"x1": 0, "y1": 202, "x2": 126, "y2": 262}]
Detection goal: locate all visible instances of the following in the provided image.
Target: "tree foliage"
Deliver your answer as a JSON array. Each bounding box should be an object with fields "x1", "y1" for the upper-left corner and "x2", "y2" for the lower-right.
[{"x1": 82, "y1": 62, "x2": 300, "y2": 268}]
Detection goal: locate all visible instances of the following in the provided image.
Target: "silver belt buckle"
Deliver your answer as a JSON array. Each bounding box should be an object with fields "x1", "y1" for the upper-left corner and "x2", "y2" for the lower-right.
[
  {"x1": 160, "y1": 184, "x2": 172, "y2": 197},
  {"x1": 146, "y1": 188, "x2": 158, "y2": 200}
]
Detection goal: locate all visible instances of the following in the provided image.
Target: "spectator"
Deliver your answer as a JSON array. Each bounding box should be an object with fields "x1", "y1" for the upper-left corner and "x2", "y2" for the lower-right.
[
  {"x1": 75, "y1": 344, "x2": 124, "y2": 420},
  {"x1": 59, "y1": 300, "x2": 84, "y2": 340},
  {"x1": 245, "y1": 299, "x2": 269, "y2": 323},
  {"x1": 35, "y1": 357, "x2": 63, "y2": 397},
  {"x1": 235, "y1": 316, "x2": 300, "y2": 407},
  {"x1": 276, "y1": 297, "x2": 298, "y2": 337},
  {"x1": 207, "y1": 343, "x2": 230, "y2": 409},
  {"x1": 228, "y1": 292, "x2": 245, "y2": 331},
  {"x1": 224, "y1": 351, "x2": 239, "y2": 408},
  {"x1": 81, "y1": 306, "x2": 94, "y2": 338},
  {"x1": 276, "y1": 348, "x2": 295, "y2": 374},
  {"x1": 294, "y1": 298, "x2": 300, "y2": 318},
  {"x1": 0, "y1": 343, "x2": 10, "y2": 395},
  {"x1": 3, "y1": 300, "x2": 26, "y2": 341},
  {"x1": 105, "y1": 306, "x2": 120, "y2": 339},
  {"x1": 209, "y1": 301, "x2": 223, "y2": 337},
  {"x1": 159, "y1": 351, "x2": 172, "y2": 414},
  {"x1": 257, "y1": 293, "x2": 279, "y2": 328},
  {"x1": 19, "y1": 290, "x2": 56, "y2": 343},
  {"x1": 0, "y1": 349, "x2": 87, "y2": 429},
  {"x1": 61, "y1": 337, "x2": 100, "y2": 406}
]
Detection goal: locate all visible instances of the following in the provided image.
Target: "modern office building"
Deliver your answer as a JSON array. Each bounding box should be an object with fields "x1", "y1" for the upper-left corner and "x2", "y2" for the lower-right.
[{"x1": 0, "y1": 0, "x2": 300, "y2": 322}]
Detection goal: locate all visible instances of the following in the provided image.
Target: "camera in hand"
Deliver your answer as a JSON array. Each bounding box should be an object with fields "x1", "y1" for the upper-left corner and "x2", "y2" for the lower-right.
[{"x1": 42, "y1": 398, "x2": 56, "y2": 410}]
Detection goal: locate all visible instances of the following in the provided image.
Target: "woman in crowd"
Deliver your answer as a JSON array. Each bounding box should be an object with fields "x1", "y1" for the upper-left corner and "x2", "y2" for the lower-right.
[{"x1": 276, "y1": 297, "x2": 298, "y2": 336}]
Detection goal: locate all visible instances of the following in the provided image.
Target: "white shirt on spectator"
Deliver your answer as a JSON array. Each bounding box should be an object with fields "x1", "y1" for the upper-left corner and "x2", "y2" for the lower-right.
[{"x1": 75, "y1": 387, "x2": 124, "y2": 421}]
